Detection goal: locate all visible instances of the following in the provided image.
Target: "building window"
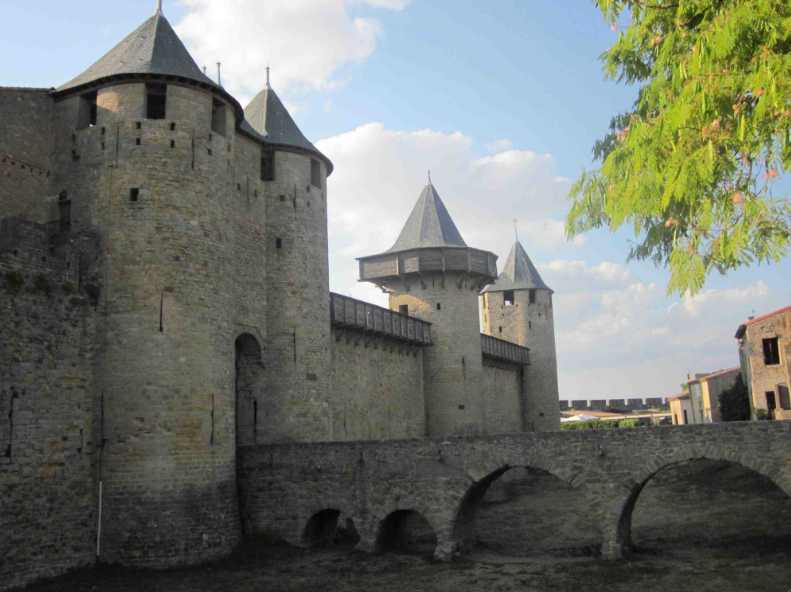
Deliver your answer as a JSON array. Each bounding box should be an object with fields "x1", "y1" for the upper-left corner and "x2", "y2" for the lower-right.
[
  {"x1": 762, "y1": 337, "x2": 780, "y2": 365},
  {"x1": 504, "y1": 290, "x2": 514, "y2": 306},
  {"x1": 779, "y1": 385, "x2": 791, "y2": 410},
  {"x1": 261, "y1": 148, "x2": 275, "y2": 181},
  {"x1": 78, "y1": 91, "x2": 98, "y2": 128},
  {"x1": 310, "y1": 159, "x2": 321, "y2": 188},
  {"x1": 498, "y1": 326, "x2": 502, "y2": 334},
  {"x1": 145, "y1": 83, "x2": 167, "y2": 119},
  {"x1": 683, "y1": 410, "x2": 688, "y2": 424},
  {"x1": 436, "y1": 302, "x2": 441, "y2": 311},
  {"x1": 529, "y1": 289, "x2": 536, "y2": 304},
  {"x1": 399, "y1": 304, "x2": 408, "y2": 316},
  {"x1": 129, "y1": 188, "x2": 140, "y2": 202},
  {"x1": 211, "y1": 98, "x2": 226, "y2": 135},
  {"x1": 275, "y1": 237, "x2": 282, "y2": 249}
]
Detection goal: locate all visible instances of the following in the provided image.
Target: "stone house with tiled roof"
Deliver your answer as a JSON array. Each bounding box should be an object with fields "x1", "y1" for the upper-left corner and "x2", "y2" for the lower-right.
[{"x1": 736, "y1": 306, "x2": 791, "y2": 420}]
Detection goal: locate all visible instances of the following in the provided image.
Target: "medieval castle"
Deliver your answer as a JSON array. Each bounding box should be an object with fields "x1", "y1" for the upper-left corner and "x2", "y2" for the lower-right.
[{"x1": 0, "y1": 6, "x2": 559, "y2": 589}]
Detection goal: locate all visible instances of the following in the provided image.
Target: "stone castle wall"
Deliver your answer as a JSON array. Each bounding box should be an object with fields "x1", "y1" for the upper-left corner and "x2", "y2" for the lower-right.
[
  {"x1": 0, "y1": 220, "x2": 100, "y2": 590},
  {"x1": 329, "y1": 329, "x2": 426, "y2": 440},
  {"x1": 0, "y1": 88, "x2": 54, "y2": 223},
  {"x1": 481, "y1": 360, "x2": 523, "y2": 433}
]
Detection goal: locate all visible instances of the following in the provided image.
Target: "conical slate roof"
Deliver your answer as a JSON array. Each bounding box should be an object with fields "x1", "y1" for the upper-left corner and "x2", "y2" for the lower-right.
[
  {"x1": 58, "y1": 11, "x2": 217, "y2": 93},
  {"x1": 387, "y1": 182, "x2": 467, "y2": 252},
  {"x1": 244, "y1": 86, "x2": 316, "y2": 152},
  {"x1": 244, "y1": 84, "x2": 332, "y2": 172},
  {"x1": 481, "y1": 240, "x2": 551, "y2": 293}
]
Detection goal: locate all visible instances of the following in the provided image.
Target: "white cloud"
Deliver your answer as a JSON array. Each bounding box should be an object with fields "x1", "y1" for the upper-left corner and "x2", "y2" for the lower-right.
[
  {"x1": 680, "y1": 281, "x2": 770, "y2": 317},
  {"x1": 316, "y1": 122, "x2": 577, "y2": 304},
  {"x1": 176, "y1": 0, "x2": 410, "y2": 102}
]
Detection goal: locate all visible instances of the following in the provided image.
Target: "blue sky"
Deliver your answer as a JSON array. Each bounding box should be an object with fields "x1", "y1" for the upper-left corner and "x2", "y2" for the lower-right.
[{"x1": 3, "y1": 0, "x2": 788, "y2": 399}]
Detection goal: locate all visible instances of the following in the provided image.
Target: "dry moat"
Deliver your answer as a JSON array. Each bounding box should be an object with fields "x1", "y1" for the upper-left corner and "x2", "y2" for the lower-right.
[{"x1": 21, "y1": 459, "x2": 791, "y2": 592}]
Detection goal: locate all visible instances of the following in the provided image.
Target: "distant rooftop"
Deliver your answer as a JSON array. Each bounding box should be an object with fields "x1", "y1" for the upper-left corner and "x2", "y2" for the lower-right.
[{"x1": 687, "y1": 367, "x2": 740, "y2": 384}]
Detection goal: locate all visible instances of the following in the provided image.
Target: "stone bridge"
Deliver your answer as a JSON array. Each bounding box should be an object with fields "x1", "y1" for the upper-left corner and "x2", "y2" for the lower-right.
[{"x1": 238, "y1": 422, "x2": 791, "y2": 559}]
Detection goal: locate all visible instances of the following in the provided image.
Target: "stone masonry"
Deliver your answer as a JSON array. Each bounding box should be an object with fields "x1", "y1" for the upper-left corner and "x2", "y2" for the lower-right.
[{"x1": 238, "y1": 422, "x2": 791, "y2": 561}]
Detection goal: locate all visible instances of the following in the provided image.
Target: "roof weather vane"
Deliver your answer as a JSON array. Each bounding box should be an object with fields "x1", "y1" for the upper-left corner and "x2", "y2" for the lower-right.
[
  {"x1": 513, "y1": 218, "x2": 519, "y2": 242},
  {"x1": 156, "y1": 0, "x2": 163, "y2": 15},
  {"x1": 266, "y1": 65, "x2": 271, "y2": 87},
  {"x1": 427, "y1": 169, "x2": 432, "y2": 185}
]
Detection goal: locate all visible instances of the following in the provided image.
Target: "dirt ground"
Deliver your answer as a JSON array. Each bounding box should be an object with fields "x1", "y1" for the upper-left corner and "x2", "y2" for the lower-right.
[{"x1": 20, "y1": 460, "x2": 791, "y2": 592}]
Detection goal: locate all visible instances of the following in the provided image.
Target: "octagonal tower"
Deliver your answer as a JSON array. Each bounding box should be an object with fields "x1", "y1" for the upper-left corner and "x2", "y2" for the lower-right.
[{"x1": 358, "y1": 179, "x2": 497, "y2": 437}]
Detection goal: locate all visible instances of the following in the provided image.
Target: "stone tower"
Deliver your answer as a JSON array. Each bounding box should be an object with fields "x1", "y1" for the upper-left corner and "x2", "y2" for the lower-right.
[
  {"x1": 358, "y1": 180, "x2": 497, "y2": 437},
  {"x1": 481, "y1": 241, "x2": 559, "y2": 430},
  {"x1": 244, "y1": 78, "x2": 333, "y2": 443},
  {"x1": 36, "y1": 5, "x2": 332, "y2": 566}
]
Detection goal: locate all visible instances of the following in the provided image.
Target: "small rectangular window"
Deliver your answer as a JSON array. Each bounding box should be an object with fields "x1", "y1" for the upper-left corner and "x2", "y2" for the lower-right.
[
  {"x1": 504, "y1": 290, "x2": 514, "y2": 306},
  {"x1": 436, "y1": 302, "x2": 442, "y2": 311},
  {"x1": 763, "y1": 337, "x2": 780, "y2": 365},
  {"x1": 779, "y1": 385, "x2": 791, "y2": 410},
  {"x1": 275, "y1": 237, "x2": 282, "y2": 249},
  {"x1": 529, "y1": 289, "x2": 536, "y2": 304},
  {"x1": 399, "y1": 304, "x2": 408, "y2": 316},
  {"x1": 310, "y1": 158, "x2": 321, "y2": 188},
  {"x1": 211, "y1": 98, "x2": 226, "y2": 135},
  {"x1": 261, "y1": 148, "x2": 275, "y2": 181},
  {"x1": 145, "y1": 83, "x2": 167, "y2": 119},
  {"x1": 129, "y1": 188, "x2": 140, "y2": 202},
  {"x1": 77, "y1": 91, "x2": 98, "y2": 129}
]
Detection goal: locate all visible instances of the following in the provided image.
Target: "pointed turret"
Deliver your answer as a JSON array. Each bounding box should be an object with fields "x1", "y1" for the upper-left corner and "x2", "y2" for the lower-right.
[
  {"x1": 358, "y1": 179, "x2": 496, "y2": 285},
  {"x1": 480, "y1": 239, "x2": 559, "y2": 432},
  {"x1": 58, "y1": 11, "x2": 218, "y2": 93},
  {"x1": 482, "y1": 240, "x2": 551, "y2": 293},
  {"x1": 387, "y1": 182, "x2": 467, "y2": 252},
  {"x1": 358, "y1": 178, "x2": 498, "y2": 438},
  {"x1": 243, "y1": 83, "x2": 333, "y2": 173}
]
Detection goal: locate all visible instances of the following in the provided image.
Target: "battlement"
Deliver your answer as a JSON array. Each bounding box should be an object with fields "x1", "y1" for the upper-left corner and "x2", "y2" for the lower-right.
[
  {"x1": 330, "y1": 292, "x2": 432, "y2": 345},
  {"x1": 481, "y1": 333, "x2": 530, "y2": 366}
]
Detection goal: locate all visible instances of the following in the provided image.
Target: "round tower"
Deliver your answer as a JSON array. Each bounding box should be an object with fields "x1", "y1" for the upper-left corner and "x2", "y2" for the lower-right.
[
  {"x1": 358, "y1": 179, "x2": 497, "y2": 437},
  {"x1": 49, "y1": 5, "x2": 288, "y2": 567},
  {"x1": 481, "y1": 241, "x2": 560, "y2": 431},
  {"x1": 244, "y1": 77, "x2": 334, "y2": 443}
]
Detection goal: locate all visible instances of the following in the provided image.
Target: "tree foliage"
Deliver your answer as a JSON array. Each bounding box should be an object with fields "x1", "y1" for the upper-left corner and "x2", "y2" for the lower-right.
[
  {"x1": 718, "y1": 373, "x2": 750, "y2": 421},
  {"x1": 568, "y1": 0, "x2": 791, "y2": 294}
]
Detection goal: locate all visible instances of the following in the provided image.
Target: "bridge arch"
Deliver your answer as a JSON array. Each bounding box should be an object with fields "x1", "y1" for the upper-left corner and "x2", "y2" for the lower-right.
[
  {"x1": 610, "y1": 452, "x2": 791, "y2": 557},
  {"x1": 375, "y1": 509, "x2": 438, "y2": 556},
  {"x1": 451, "y1": 463, "x2": 600, "y2": 557},
  {"x1": 301, "y1": 508, "x2": 360, "y2": 548}
]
